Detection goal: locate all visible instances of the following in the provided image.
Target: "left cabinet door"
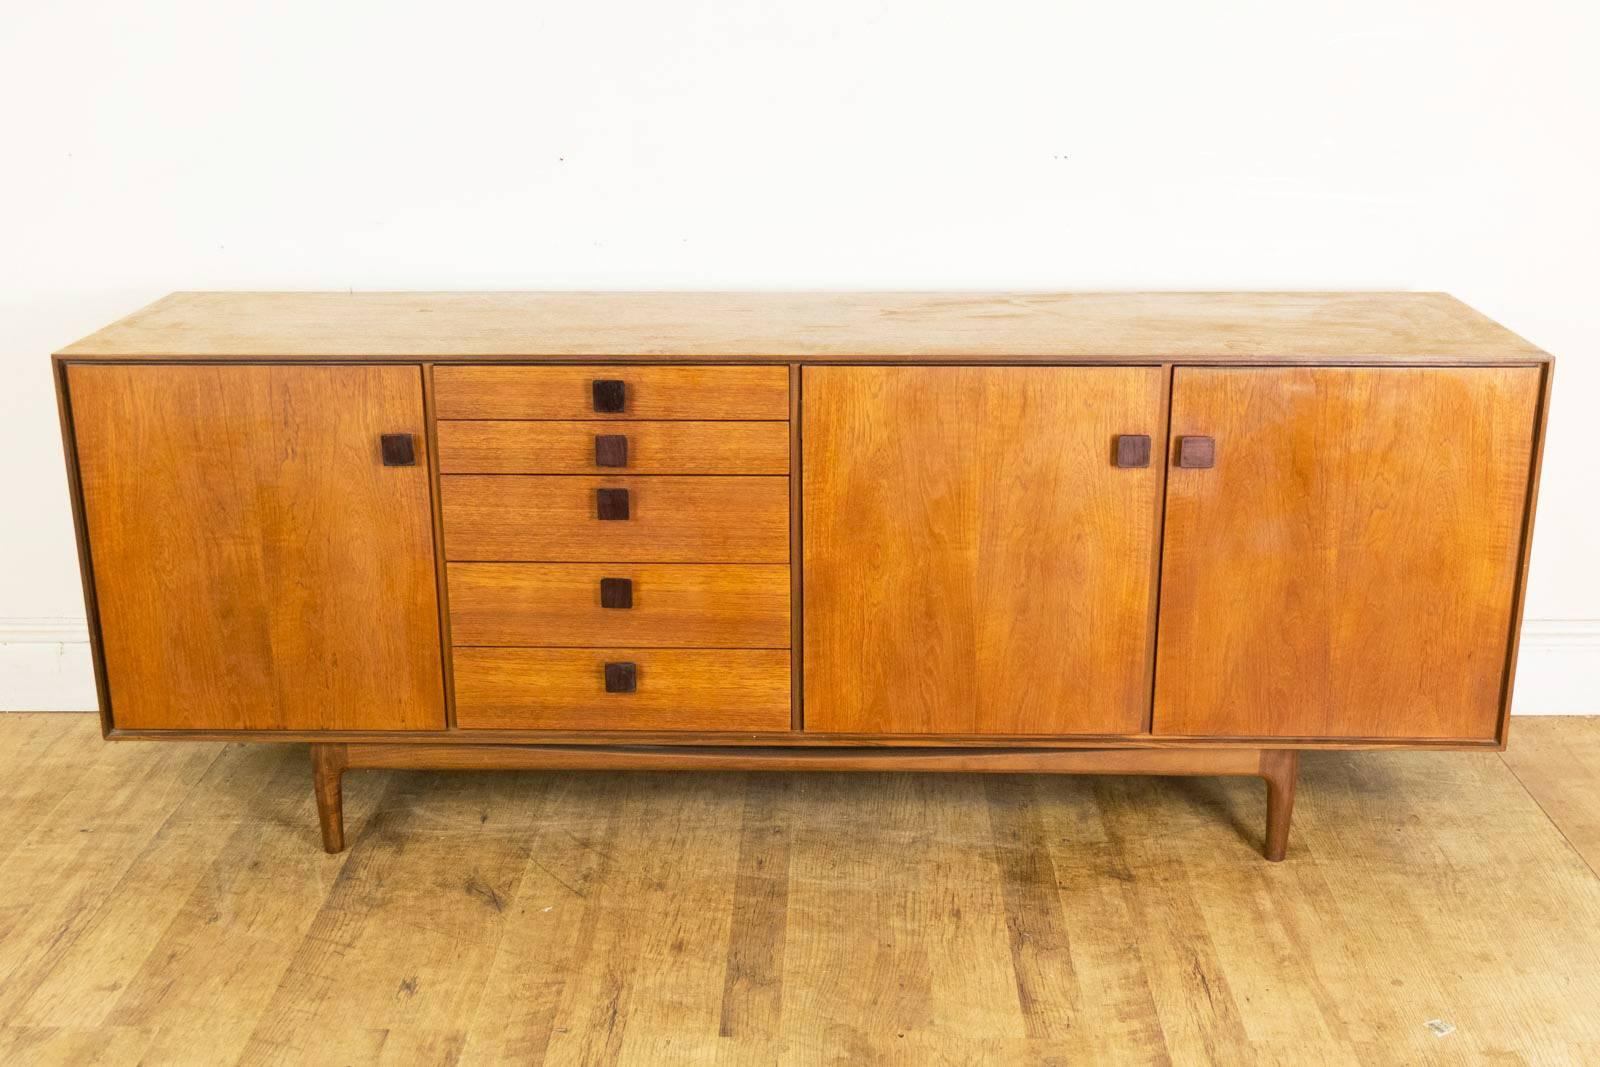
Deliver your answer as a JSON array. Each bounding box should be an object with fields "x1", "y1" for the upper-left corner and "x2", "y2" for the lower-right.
[{"x1": 69, "y1": 364, "x2": 446, "y2": 731}]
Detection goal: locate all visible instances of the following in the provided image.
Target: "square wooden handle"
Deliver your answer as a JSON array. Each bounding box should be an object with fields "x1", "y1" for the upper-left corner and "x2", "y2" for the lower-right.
[
  {"x1": 596, "y1": 488, "x2": 630, "y2": 520},
  {"x1": 594, "y1": 434, "x2": 628, "y2": 468},
  {"x1": 592, "y1": 380, "x2": 626, "y2": 413},
  {"x1": 1114, "y1": 434, "x2": 1151, "y2": 468},
  {"x1": 1177, "y1": 436, "x2": 1215, "y2": 469},
  {"x1": 604, "y1": 662, "x2": 637, "y2": 693},
  {"x1": 380, "y1": 433, "x2": 416, "y2": 467},
  {"x1": 600, "y1": 577, "x2": 633, "y2": 609}
]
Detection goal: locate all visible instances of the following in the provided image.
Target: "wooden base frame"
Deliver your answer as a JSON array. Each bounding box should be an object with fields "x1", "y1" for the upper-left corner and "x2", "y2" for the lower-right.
[{"x1": 308, "y1": 743, "x2": 1300, "y2": 861}]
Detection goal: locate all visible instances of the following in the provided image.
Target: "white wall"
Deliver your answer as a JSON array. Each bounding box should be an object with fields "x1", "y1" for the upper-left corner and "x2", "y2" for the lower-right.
[{"x1": 2, "y1": 0, "x2": 1596, "y2": 711}]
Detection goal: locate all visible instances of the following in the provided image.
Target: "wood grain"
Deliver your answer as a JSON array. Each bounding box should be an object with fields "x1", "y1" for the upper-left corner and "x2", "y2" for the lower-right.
[
  {"x1": 8, "y1": 713, "x2": 1600, "y2": 1062},
  {"x1": 58, "y1": 291, "x2": 1550, "y2": 362},
  {"x1": 803, "y1": 366, "x2": 1164, "y2": 735},
  {"x1": 67, "y1": 364, "x2": 445, "y2": 731},
  {"x1": 437, "y1": 420, "x2": 790, "y2": 474},
  {"x1": 452, "y1": 648, "x2": 791, "y2": 731},
  {"x1": 448, "y1": 563, "x2": 791, "y2": 648},
  {"x1": 1154, "y1": 366, "x2": 1541, "y2": 740},
  {"x1": 433, "y1": 364, "x2": 789, "y2": 419},
  {"x1": 441, "y1": 475, "x2": 790, "y2": 562}
]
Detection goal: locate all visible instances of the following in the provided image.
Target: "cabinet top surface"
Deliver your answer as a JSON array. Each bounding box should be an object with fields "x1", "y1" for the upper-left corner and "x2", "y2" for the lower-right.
[{"x1": 56, "y1": 291, "x2": 1548, "y2": 363}]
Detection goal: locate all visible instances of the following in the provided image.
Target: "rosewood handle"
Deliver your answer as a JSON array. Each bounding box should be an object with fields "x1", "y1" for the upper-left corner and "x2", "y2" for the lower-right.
[
  {"x1": 594, "y1": 434, "x2": 629, "y2": 468},
  {"x1": 380, "y1": 433, "x2": 416, "y2": 467},
  {"x1": 592, "y1": 379, "x2": 627, "y2": 413},
  {"x1": 1114, "y1": 434, "x2": 1151, "y2": 468},
  {"x1": 600, "y1": 577, "x2": 633, "y2": 609},
  {"x1": 596, "y1": 487, "x2": 630, "y2": 520},
  {"x1": 604, "y1": 661, "x2": 637, "y2": 693},
  {"x1": 1176, "y1": 436, "x2": 1215, "y2": 469}
]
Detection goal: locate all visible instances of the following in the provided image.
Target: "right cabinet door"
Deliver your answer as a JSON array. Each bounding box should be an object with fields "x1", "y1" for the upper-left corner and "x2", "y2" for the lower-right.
[{"x1": 1154, "y1": 366, "x2": 1541, "y2": 741}]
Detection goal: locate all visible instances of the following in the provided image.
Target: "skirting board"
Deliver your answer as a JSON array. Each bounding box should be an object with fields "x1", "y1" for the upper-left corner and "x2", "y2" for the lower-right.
[
  {"x1": 1, "y1": 619, "x2": 96, "y2": 712},
  {"x1": 1, "y1": 618, "x2": 1597, "y2": 714}
]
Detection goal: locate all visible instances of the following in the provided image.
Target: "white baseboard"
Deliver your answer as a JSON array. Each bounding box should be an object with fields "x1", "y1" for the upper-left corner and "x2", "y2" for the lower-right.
[
  {"x1": 1507, "y1": 620, "x2": 1600, "y2": 715},
  {"x1": 1, "y1": 617, "x2": 1596, "y2": 714},
  {"x1": 0, "y1": 619, "x2": 97, "y2": 712}
]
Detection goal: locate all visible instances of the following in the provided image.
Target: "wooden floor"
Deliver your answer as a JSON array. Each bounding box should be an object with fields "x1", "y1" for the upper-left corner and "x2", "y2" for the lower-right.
[{"x1": 2, "y1": 717, "x2": 1600, "y2": 1065}]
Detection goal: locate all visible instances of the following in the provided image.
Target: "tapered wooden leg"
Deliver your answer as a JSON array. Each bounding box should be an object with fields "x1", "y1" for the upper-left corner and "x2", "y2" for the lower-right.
[
  {"x1": 1259, "y1": 749, "x2": 1299, "y2": 862},
  {"x1": 311, "y1": 743, "x2": 349, "y2": 854}
]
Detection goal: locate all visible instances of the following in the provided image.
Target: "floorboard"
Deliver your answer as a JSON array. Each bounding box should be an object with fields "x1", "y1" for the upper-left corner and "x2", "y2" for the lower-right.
[
  {"x1": 1503, "y1": 716, "x2": 1600, "y2": 878},
  {"x1": 2, "y1": 713, "x2": 1599, "y2": 1064}
]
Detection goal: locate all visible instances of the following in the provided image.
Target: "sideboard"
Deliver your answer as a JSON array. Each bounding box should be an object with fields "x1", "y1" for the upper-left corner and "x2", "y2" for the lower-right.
[{"x1": 53, "y1": 292, "x2": 1551, "y2": 860}]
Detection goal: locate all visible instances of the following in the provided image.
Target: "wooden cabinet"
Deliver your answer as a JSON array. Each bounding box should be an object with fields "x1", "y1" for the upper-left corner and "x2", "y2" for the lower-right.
[
  {"x1": 802, "y1": 366, "x2": 1164, "y2": 735},
  {"x1": 55, "y1": 292, "x2": 1552, "y2": 858},
  {"x1": 1153, "y1": 366, "x2": 1541, "y2": 741},
  {"x1": 66, "y1": 364, "x2": 445, "y2": 731}
]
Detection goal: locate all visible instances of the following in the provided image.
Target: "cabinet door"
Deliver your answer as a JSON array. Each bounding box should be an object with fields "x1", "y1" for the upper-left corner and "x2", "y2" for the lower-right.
[
  {"x1": 70, "y1": 364, "x2": 445, "y2": 731},
  {"x1": 1154, "y1": 367, "x2": 1540, "y2": 741},
  {"x1": 803, "y1": 366, "x2": 1164, "y2": 735}
]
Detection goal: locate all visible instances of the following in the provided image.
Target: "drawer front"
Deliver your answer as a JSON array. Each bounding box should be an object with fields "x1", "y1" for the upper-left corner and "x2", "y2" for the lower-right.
[
  {"x1": 449, "y1": 563, "x2": 790, "y2": 647},
  {"x1": 454, "y1": 648, "x2": 791, "y2": 731},
  {"x1": 434, "y1": 365, "x2": 790, "y2": 421},
  {"x1": 437, "y1": 420, "x2": 790, "y2": 475},
  {"x1": 442, "y1": 475, "x2": 790, "y2": 562}
]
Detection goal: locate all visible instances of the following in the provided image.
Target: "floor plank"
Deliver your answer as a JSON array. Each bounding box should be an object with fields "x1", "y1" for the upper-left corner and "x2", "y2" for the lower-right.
[
  {"x1": 238, "y1": 769, "x2": 546, "y2": 1063},
  {"x1": 1503, "y1": 716, "x2": 1600, "y2": 877},
  {"x1": 3, "y1": 713, "x2": 1600, "y2": 1064}
]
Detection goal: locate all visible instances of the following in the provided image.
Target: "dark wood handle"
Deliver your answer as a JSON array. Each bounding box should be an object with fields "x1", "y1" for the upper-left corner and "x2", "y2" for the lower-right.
[
  {"x1": 1176, "y1": 436, "x2": 1215, "y2": 469},
  {"x1": 380, "y1": 433, "x2": 416, "y2": 466},
  {"x1": 592, "y1": 379, "x2": 626, "y2": 413},
  {"x1": 594, "y1": 434, "x2": 629, "y2": 468},
  {"x1": 596, "y1": 487, "x2": 630, "y2": 520},
  {"x1": 604, "y1": 661, "x2": 637, "y2": 693},
  {"x1": 1114, "y1": 434, "x2": 1151, "y2": 468},
  {"x1": 600, "y1": 577, "x2": 633, "y2": 609}
]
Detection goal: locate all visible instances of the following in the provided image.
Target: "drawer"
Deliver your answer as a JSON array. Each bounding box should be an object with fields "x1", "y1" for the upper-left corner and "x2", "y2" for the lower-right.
[
  {"x1": 442, "y1": 475, "x2": 790, "y2": 562},
  {"x1": 433, "y1": 365, "x2": 789, "y2": 421},
  {"x1": 449, "y1": 563, "x2": 790, "y2": 647},
  {"x1": 453, "y1": 648, "x2": 791, "y2": 731},
  {"x1": 437, "y1": 420, "x2": 790, "y2": 475}
]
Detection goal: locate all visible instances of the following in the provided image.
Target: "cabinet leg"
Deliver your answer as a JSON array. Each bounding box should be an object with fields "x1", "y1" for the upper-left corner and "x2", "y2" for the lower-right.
[
  {"x1": 1259, "y1": 749, "x2": 1299, "y2": 862},
  {"x1": 311, "y1": 743, "x2": 349, "y2": 854}
]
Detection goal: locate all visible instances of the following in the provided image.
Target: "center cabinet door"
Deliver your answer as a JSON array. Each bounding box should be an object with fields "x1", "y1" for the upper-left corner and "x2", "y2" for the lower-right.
[{"x1": 802, "y1": 366, "x2": 1165, "y2": 735}]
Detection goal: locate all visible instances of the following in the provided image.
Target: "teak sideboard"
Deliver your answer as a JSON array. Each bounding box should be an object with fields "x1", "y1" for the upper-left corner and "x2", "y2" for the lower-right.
[{"x1": 53, "y1": 292, "x2": 1552, "y2": 860}]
